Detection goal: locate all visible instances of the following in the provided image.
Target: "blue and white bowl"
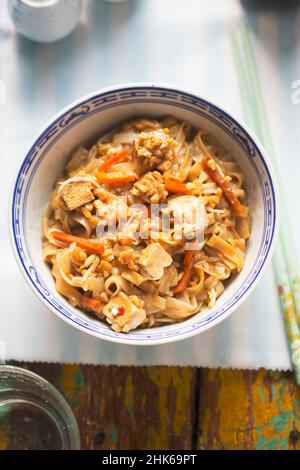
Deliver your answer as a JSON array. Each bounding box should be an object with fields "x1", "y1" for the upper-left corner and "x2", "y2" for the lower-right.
[{"x1": 10, "y1": 84, "x2": 279, "y2": 345}]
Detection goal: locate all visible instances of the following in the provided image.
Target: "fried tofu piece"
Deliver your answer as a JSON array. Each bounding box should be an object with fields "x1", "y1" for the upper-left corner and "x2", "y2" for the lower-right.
[
  {"x1": 103, "y1": 292, "x2": 146, "y2": 332},
  {"x1": 138, "y1": 243, "x2": 172, "y2": 280},
  {"x1": 61, "y1": 183, "x2": 94, "y2": 211}
]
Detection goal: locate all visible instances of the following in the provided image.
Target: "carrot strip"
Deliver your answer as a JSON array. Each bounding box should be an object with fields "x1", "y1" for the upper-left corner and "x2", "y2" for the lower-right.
[
  {"x1": 80, "y1": 296, "x2": 102, "y2": 313},
  {"x1": 165, "y1": 177, "x2": 190, "y2": 194},
  {"x1": 95, "y1": 171, "x2": 136, "y2": 185},
  {"x1": 99, "y1": 149, "x2": 128, "y2": 172},
  {"x1": 202, "y1": 155, "x2": 247, "y2": 217},
  {"x1": 173, "y1": 250, "x2": 195, "y2": 294},
  {"x1": 52, "y1": 231, "x2": 104, "y2": 255}
]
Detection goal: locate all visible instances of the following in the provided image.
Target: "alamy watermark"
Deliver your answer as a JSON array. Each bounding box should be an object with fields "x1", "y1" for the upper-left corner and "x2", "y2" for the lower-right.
[{"x1": 95, "y1": 196, "x2": 206, "y2": 250}]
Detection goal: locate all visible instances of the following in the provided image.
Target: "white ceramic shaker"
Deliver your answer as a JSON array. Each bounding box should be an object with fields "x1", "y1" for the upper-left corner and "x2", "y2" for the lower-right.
[{"x1": 7, "y1": 0, "x2": 83, "y2": 43}]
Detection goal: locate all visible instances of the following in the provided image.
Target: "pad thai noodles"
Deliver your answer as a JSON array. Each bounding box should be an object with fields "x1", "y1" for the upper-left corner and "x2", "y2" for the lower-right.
[{"x1": 42, "y1": 116, "x2": 250, "y2": 332}]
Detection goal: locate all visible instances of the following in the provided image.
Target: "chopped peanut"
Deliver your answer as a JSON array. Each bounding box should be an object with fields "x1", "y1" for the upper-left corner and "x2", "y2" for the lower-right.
[
  {"x1": 133, "y1": 129, "x2": 177, "y2": 174},
  {"x1": 132, "y1": 171, "x2": 168, "y2": 203}
]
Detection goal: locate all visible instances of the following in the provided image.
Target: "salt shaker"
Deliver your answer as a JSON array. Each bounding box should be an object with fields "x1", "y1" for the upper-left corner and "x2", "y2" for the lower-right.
[{"x1": 7, "y1": 0, "x2": 83, "y2": 43}]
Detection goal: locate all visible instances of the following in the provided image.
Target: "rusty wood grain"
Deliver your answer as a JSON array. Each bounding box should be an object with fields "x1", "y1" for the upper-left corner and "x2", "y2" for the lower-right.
[
  {"x1": 196, "y1": 369, "x2": 300, "y2": 450},
  {"x1": 10, "y1": 363, "x2": 196, "y2": 450},
  {"x1": 6, "y1": 364, "x2": 300, "y2": 450}
]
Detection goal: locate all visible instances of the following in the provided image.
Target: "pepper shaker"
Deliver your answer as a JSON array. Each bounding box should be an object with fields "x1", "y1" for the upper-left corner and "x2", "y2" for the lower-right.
[{"x1": 7, "y1": 0, "x2": 83, "y2": 43}]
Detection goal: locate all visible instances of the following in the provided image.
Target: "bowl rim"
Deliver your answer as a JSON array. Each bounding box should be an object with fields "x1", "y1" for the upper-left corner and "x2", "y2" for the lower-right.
[{"x1": 9, "y1": 82, "x2": 280, "y2": 345}]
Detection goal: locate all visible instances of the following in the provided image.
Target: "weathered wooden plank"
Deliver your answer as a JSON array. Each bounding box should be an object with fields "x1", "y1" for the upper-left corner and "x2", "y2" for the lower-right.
[
  {"x1": 6, "y1": 364, "x2": 300, "y2": 450},
  {"x1": 197, "y1": 369, "x2": 300, "y2": 450},
  {"x1": 10, "y1": 363, "x2": 196, "y2": 450}
]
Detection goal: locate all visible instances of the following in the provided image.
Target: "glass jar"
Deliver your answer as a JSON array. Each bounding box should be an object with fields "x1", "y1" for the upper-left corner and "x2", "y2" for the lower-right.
[{"x1": 0, "y1": 365, "x2": 80, "y2": 450}]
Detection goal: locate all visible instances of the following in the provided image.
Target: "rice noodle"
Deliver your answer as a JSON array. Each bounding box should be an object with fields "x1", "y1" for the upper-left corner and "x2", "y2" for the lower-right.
[{"x1": 43, "y1": 116, "x2": 250, "y2": 332}]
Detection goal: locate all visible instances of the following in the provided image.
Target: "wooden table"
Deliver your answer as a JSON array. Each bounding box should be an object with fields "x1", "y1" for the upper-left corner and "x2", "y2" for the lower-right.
[{"x1": 2, "y1": 363, "x2": 299, "y2": 450}]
